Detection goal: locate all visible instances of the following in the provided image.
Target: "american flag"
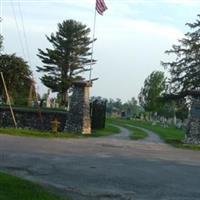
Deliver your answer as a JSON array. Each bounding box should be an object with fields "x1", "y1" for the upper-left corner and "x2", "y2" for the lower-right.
[{"x1": 96, "y1": 0, "x2": 107, "y2": 15}]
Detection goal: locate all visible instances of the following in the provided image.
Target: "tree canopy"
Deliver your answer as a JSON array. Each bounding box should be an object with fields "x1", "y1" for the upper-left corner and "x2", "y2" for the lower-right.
[
  {"x1": 162, "y1": 14, "x2": 200, "y2": 99},
  {"x1": 139, "y1": 71, "x2": 166, "y2": 112},
  {"x1": 37, "y1": 19, "x2": 95, "y2": 105},
  {"x1": 106, "y1": 97, "x2": 142, "y2": 118},
  {"x1": 0, "y1": 54, "x2": 32, "y2": 105}
]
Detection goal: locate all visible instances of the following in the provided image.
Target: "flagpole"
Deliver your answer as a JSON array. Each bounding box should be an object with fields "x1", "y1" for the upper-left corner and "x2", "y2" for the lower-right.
[{"x1": 89, "y1": 2, "x2": 97, "y2": 81}]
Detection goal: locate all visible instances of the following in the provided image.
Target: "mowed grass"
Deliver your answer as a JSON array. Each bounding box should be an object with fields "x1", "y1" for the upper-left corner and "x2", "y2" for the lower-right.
[
  {"x1": 0, "y1": 124, "x2": 120, "y2": 139},
  {"x1": 0, "y1": 172, "x2": 68, "y2": 200},
  {"x1": 89, "y1": 124, "x2": 120, "y2": 137},
  {"x1": 109, "y1": 118, "x2": 184, "y2": 142},
  {"x1": 0, "y1": 128, "x2": 80, "y2": 139},
  {"x1": 109, "y1": 118, "x2": 200, "y2": 150},
  {"x1": 127, "y1": 126, "x2": 148, "y2": 140},
  {"x1": 107, "y1": 119, "x2": 148, "y2": 140}
]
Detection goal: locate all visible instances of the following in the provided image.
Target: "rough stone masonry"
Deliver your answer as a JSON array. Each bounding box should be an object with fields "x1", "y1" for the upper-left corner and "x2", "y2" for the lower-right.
[
  {"x1": 65, "y1": 81, "x2": 92, "y2": 134},
  {"x1": 185, "y1": 98, "x2": 200, "y2": 144}
]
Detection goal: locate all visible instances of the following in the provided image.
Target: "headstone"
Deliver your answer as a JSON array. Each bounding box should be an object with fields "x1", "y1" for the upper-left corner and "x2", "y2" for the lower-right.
[
  {"x1": 185, "y1": 98, "x2": 200, "y2": 144},
  {"x1": 191, "y1": 100, "x2": 200, "y2": 118},
  {"x1": 0, "y1": 95, "x2": 2, "y2": 104},
  {"x1": 64, "y1": 81, "x2": 92, "y2": 134},
  {"x1": 121, "y1": 111, "x2": 126, "y2": 118},
  {"x1": 46, "y1": 89, "x2": 51, "y2": 108},
  {"x1": 176, "y1": 119, "x2": 182, "y2": 129}
]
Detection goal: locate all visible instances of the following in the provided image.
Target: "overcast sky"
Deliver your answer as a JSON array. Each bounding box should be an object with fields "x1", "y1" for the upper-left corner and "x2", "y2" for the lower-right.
[{"x1": 1, "y1": 0, "x2": 200, "y2": 102}]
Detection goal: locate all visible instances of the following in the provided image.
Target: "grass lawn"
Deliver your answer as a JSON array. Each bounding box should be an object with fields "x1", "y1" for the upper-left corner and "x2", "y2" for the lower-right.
[
  {"x1": 0, "y1": 172, "x2": 68, "y2": 200},
  {"x1": 0, "y1": 128, "x2": 80, "y2": 139},
  {"x1": 107, "y1": 120, "x2": 148, "y2": 140},
  {"x1": 89, "y1": 124, "x2": 120, "y2": 137},
  {"x1": 109, "y1": 118, "x2": 200, "y2": 150},
  {"x1": 127, "y1": 126, "x2": 148, "y2": 140},
  {"x1": 0, "y1": 124, "x2": 120, "y2": 139}
]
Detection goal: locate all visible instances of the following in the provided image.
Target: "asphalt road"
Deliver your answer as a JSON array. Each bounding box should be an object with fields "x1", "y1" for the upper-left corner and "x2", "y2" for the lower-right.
[{"x1": 1, "y1": 127, "x2": 200, "y2": 200}]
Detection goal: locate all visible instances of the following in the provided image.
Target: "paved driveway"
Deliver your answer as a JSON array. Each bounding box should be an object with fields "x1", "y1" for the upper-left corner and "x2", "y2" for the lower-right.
[{"x1": 1, "y1": 127, "x2": 200, "y2": 200}]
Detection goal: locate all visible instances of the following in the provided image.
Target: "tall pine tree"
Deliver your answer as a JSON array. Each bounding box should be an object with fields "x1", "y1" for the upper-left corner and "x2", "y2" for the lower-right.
[
  {"x1": 162, "y1": 15, "x2": 200, "y2": 99},
  {"x1": 37, "y1": 19, "x2": 95, "y2": 106}
]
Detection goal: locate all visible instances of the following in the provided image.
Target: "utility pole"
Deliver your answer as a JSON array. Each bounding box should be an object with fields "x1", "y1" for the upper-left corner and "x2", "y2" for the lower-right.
[{"x1": 0, "y1": 72, "x2": 17, "y2": 128}]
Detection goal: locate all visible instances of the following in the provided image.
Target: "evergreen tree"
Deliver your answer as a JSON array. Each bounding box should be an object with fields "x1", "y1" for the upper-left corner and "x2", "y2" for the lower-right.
[
  {"x1": 162, "y1": 14, "x2": 200, "y2": 99},
  {"x1": 37, "y1": 19, "x2": 95, "y2": 106}
]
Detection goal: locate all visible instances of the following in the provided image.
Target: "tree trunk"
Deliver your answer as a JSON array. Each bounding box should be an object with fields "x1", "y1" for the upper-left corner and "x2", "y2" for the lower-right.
[{"x1": 61, "y1": 91, "x2": 68, "y2": 107}]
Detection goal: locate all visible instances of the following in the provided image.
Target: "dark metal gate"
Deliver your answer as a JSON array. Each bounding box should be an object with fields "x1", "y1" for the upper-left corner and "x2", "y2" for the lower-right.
[{"x1": 90, "y1": 99, "x2": 107, "y2": 130}]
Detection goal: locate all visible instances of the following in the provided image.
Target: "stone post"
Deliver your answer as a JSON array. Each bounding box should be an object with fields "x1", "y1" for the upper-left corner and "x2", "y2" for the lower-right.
[
  {"x1": 65, "y1": 81, "x2": 92, "y2": 134},
  {"x1": 185, "y1": 98, "x2": 200, "y2": 144}
]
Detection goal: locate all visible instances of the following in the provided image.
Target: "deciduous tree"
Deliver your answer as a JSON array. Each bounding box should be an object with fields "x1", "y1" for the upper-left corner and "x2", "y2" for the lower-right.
[
  {"x1": 0, "y1": 54, "x2": 32, "y2": 105},
  {"x1": 139, "y1": 71, "x2": 166, "y2": 113}
]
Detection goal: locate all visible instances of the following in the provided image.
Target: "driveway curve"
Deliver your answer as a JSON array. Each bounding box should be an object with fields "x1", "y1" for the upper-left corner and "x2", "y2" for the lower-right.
[{"x1": 125, "y1": 124, "x2": 164, "y2": 144}]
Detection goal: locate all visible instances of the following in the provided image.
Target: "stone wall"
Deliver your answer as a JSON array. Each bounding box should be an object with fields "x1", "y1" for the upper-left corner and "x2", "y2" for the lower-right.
[
  {"x1": 0, "y1": 107, "x2": 68, "y2": 131},
  {"x1": 185, "y1": 98, "x2": 200, "y2": 144},
  {"x1": 0, "y1": 81, "x2": 94, "y2": 134},
  {"x1": 65, "y1": 81, "x2": 92, "y2": 134}
]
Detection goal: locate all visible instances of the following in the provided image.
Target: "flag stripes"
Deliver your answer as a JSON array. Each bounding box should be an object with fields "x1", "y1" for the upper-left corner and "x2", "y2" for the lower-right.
[{"x1": 96, "y1": 0, "x2": 107, "y2": 15}]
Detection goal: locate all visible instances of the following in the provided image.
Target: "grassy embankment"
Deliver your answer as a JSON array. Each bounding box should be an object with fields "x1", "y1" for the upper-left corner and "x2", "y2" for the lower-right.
[
  {"x1": 0, "y1": 124, "x2": 120, "y2": 138},
  {"x1": 0, "y1": 172, "x2": 69, "y2": 200},
  {"x1": 109, "y1": 118, "x2": 200, "y2": 150}
]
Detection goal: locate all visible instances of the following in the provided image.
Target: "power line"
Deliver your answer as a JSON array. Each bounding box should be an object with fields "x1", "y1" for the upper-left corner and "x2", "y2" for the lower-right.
[
  {"x1": 10, "y1": 0, "x2": 36, "y2": 85},
  {"x1": 16, "y1": 0, "x2": 39, "y2": 99},
  {"x1": 0, "y1": 0, "x2": 2, "y2": 37},
  {"x1": 9, "y1": 0, "x2": 39, "y2": 108},
  {"x1": 17, "y1": 0, "x2": 32, "y2": 67},
  {"x1": 10, "y1": 0, "x2": 27, "y2": 59}
]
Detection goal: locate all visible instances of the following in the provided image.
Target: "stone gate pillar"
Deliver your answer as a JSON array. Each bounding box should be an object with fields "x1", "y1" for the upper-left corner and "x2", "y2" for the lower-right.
[
  {"x1": 65, "y1": 81, "x2": 92, "y2": 134},
  {"x1": 185, "y1": 98, "x2": 200, "y2": 144}
]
